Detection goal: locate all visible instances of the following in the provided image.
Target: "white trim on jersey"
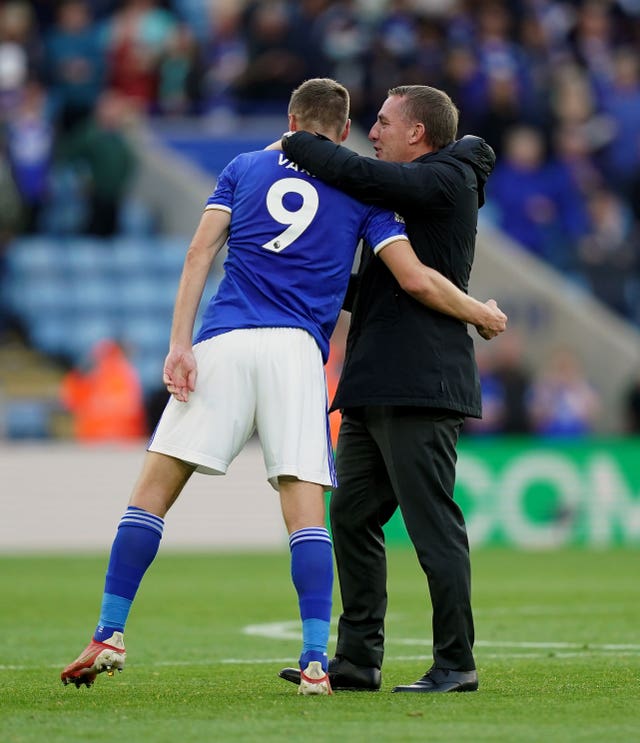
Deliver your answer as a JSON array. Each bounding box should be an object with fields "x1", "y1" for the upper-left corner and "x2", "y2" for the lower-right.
[
  {"x1": 372, "y1": 234, "x2": 410, "y2": 255},
  {"x1": 204, "y1": 204, "x2": 232, "y2": 214}
]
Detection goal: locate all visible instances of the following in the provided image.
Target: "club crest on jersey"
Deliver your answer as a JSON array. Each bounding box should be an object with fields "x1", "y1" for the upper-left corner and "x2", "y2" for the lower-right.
[
  {"x1": 394, "y1": 212, "x2": 405, "y2": 223},
  {"x1": 278, "y1": 154, "x2": 315, "y2": 178}
]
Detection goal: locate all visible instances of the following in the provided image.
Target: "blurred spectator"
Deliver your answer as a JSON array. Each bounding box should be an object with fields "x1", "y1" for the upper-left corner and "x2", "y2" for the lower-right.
[
  {"x1": 0, "y1": 136, "x2": 23, "y2": 337},
  {"x1": 568, "y1": 0, "x2": 617, "y2": 84},
  {"x1": 439, "y1": 44, "x2": 486, "y2": 135},
  {"x1": 474, "y1": 69, "x2": 541, "y2": 160},
  {"x1": 465, "y1": 331, "x2": 533, "y2": 436},
  {"x1": 463, "y1": 347, "x2": 506, "y2": 436},
  {"x1": 44, "y1": 0, "x2": 107, "y2": 131},
  {"x1": 516, "y1": 5, "x2": 570, "y2": 87},
  {"x1": 488, "y1": 125, "x2": 591, "y2": 272},
  {"x1": 527, "y1": 347, "x2": 601, "y2": 436},
  {"x1": 473, "y1": 1, "x2": 533, "y2": 100},
  {"x1": 105, "y1": 0, "x2": 177, "y2": 113},
  {"x1": 289, "y1": 0, "x2": 332, "y2": 79},
  {"x1": 493, "y1": 330, "x2": 533, "y2": 434},
  {"x1": 201, "y1": 3, "x2": 247, "y2": 121},
  {"x1": 232, "y1": 0, "x2": 314, "y2": 114},
  {"x1": 55, "y1": 89, "x2": 137, "y2": 236},
  {"x1": 60, "y1": 338, "x2": 147, "y2": 441},
  {"x1": 311, "y1": 0, "x2": 369, "y2": 119},
  {"x1": 0, "y1": 1, "x2": 41, "y2": 121},
  {"x1": 596, "y1": 47, "x2": 640, "y2": 202},
  {"x1": 578, "y1": 187, "x2": 639, "y2": 320},
  {"x1": 156, "y1": 21, "x2": 204, "y2": 116},
  {"x1": 552, "y1": 120, "x2": 604, "y2": 199},
  {"x1": 5, "y1": 80, "x2": 53, "y2": 233}
]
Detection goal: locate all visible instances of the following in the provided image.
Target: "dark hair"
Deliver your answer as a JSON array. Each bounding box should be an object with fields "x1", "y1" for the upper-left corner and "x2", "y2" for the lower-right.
[
  {"x1": 388, "y1": 85, "x2": 459, "y2": 149},
  {"x1": 288, "y1": 78, "x2": 350, "y2": 138}
]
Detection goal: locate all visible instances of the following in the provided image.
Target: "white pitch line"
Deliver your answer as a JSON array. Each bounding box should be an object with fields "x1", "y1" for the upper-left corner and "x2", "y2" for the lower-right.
[
  {"x1": 242, "y1": 620, "x2": 640, "y2": 653},
  {"x1": 4, "y1": 645, "x2": 640, "y2": 674},
  {"x1": 3, "y1": 620, "x2": 639, "y2": 673}
]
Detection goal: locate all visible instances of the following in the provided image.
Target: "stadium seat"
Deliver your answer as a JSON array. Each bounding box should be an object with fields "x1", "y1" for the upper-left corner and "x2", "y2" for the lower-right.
[
  {"x1": 118, "y1": 198, "x2": 158, "y2": 237},
  {"x1": 29, "y1": 314, "x2": 74, "y2": 359},
  {"x1": 120, "y1": 314, "x2": 169, "y2": 355},
  {"x1": 63, "y1": 239, "x2": 114, "y2": 276},
  {"x1": 154, "y1": 237, "x2": 187, "y2": 277},
  {"x1": 17, "y1": 277, "x2": 75, "y2": 322},
  {"x1": 66, "y1": 315, "x2": 120, "y2": 364},
  {"x1": 2, "y1": 399, "x2": 52, "y2": 439},
  {"x1": 5, "y1": 237, "x2": 65, "y2": 279},
  {"x1": 111, "y1": 237, "x2": 155, "y2": 277},
  {"x1": 129, "y1": 352, "x2": 165, "y2": 394}
]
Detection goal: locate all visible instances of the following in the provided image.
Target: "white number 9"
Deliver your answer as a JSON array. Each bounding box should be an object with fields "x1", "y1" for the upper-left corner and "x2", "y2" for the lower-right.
[{"x1": 262, "y1": 178, "x2": 319, "y2": 253}]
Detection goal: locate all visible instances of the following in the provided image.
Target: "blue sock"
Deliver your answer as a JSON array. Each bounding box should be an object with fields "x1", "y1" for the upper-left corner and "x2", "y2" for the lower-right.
[
  {"x1": 94, "y1": 506, "x2": 164, "y2": 642},
  {"x1": 289, "y1": 527, "x2": 333, "y2": 672}
]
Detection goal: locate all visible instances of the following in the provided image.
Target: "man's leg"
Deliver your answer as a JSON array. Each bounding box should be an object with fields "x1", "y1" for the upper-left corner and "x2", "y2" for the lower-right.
[
  {"x1": 61, "y1": 452, "x2": 195, "y2": 687},
  {"x1": 331, "y1": 411, "x2": 398, "y2": 671},
  {"x1": 279, "y1": 476, "x2": 333, "y2": 695},
  {"x1": 370, "y1": 407, "x2": 475, "y2": 672}
]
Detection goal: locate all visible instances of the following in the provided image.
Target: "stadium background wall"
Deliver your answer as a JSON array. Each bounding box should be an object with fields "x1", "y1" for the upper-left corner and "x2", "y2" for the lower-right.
[{"x1": 2, "y1": 439, "x2": 639, "y2": 553}]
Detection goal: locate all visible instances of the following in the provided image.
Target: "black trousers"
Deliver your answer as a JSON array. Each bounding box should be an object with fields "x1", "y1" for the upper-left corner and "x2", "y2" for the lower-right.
[{"x1": 330, "y1": 406, "x2": 475, "y2": 671}]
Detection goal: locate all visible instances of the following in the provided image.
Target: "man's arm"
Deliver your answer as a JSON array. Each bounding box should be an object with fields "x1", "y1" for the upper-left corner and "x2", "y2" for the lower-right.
[
  {"x1": 377, "y1": 239, "x2": 507, "y2": 338},
  {"x1": 163, "y1": 208, "x2": 230, "y2": 402},
  {"x1": 281, "y1": 132, "x2": 435, "y2": 210}
]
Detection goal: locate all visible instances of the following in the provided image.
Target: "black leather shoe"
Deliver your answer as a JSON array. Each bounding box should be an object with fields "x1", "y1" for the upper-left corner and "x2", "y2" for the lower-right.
[
  {"x1": 279, "y1": 656, "x2": 381, "y2": 691},
  {"x1": 392, "y1": 666, "x2": 478, "y2": 693}
]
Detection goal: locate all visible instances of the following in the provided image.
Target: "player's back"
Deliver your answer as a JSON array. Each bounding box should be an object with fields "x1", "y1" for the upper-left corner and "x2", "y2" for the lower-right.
[{"x1": 195, "y1": 149, "x2": 405, "y2": 361}]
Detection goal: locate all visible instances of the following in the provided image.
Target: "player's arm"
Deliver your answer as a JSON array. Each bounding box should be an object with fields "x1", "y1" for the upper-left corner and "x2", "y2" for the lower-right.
[
  {"x1": 164, "y1": 208, "x2": 230, "y2": 402},
  {"x1": 377, "y1": 238, "x2": 507, "y2": 338},
  {"x1": 281, "y1": 132, "x2": 436, "y2": 210}
]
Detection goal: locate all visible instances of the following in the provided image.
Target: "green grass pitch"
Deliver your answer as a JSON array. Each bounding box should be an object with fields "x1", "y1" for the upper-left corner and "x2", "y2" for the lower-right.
[{"x1": 1, "y1": 547, "x2": 638, "y2": 742}]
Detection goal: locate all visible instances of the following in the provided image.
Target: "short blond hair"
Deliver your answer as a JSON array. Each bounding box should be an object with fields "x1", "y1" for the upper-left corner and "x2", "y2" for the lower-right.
[{"x1": 288, "y1": 78, "x2": 350, "y2": 138}]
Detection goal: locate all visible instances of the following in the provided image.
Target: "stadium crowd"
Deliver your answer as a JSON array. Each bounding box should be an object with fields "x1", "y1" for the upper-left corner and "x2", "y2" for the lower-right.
[{"x1": 1, "y1": 0, "x2": 639, "y2": 437}]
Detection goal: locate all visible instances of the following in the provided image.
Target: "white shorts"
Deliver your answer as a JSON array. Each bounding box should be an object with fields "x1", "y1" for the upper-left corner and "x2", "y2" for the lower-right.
[{"x1": 148, "y1": 328, "x2": 336, "y2": 490}]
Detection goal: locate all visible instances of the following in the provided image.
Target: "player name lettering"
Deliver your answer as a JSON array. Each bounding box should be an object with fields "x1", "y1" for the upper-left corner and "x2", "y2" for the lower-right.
[{"x1": 277, "y1": 154, "x2": 315, "y2": 177}]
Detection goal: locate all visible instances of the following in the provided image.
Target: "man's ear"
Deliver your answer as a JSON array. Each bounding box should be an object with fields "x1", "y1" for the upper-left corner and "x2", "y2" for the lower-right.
[
  {"x1": 288, "y1": 113, "x2": 298, "y2": 132},
  {"x1": 409, "y1": 122, "x2": 425, "y2": 145},
  {"x1": 340, "y1": 119, "x2": 351, "y2": 142}
]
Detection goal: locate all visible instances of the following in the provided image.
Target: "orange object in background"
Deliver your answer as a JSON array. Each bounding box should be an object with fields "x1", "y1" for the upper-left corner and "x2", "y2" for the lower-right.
[
  {"x1": 326, "y1": 313, "x2": 349, "y2": 450},
  {"x1": 61, "y1": 339, "x2": 147, "y2": 441},
  {"x1": 326, "y1": 360, "x2": 342, "y2": 450}
]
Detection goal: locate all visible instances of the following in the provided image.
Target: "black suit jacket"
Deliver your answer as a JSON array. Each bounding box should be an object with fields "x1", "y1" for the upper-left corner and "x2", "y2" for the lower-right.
[{"x1": 282, "y1": 133, "x2": 495, "y2": 418}]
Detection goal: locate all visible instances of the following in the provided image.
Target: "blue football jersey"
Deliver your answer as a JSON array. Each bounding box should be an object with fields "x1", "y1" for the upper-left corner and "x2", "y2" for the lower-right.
[{"x1": 194, "y1": 150, "x2": 407, "y2": 362}]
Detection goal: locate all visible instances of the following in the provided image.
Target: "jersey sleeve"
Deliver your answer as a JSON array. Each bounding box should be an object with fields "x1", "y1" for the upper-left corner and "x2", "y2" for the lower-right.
[
  {"x1": 361, "y1": 206, "x2": 409, "y2": 255},
  {"x1": 204, "y1": 158, "x2": 238, "y2": 214}
]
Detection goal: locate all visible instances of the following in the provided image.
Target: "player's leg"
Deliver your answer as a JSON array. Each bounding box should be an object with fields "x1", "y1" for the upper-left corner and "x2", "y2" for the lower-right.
[
  {"x1": 62, "y1": 332, "x2": 256, "y2": 688},
  {"x1": 279, "y1": 477, "x2": 333, "y2": 695},
  {"x1": 61, "y1": 452, "x2": 195, "y2": 687},
  {"x1": 255, "y1": 328, "x2": 334, "y2": 695}
]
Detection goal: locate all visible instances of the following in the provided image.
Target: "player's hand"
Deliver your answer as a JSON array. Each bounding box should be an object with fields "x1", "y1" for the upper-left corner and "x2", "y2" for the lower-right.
[
  {"x1": 264, "y1": 135, "x2": 286, "y2": 151},
  {"x1": 163, "y1": 345, "x2": 197, "y2": 402},
  {"x1": 476, "y1": 299, "x2": 507, "y2": 340}
]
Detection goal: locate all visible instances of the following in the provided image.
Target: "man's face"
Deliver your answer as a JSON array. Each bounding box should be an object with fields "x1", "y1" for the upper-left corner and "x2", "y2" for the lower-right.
[{"x1": 368, "y1": 95, "x2": 415, "y2": 163}]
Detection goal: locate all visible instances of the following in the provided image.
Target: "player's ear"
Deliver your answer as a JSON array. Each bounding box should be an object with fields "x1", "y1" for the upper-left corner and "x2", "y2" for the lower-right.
[
  {"x1": 340, "y1": 119, "x2": 351, "y2": 142},
  {"x1": 288, "y1": 113, "x2": 298, "y2": 132}
]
